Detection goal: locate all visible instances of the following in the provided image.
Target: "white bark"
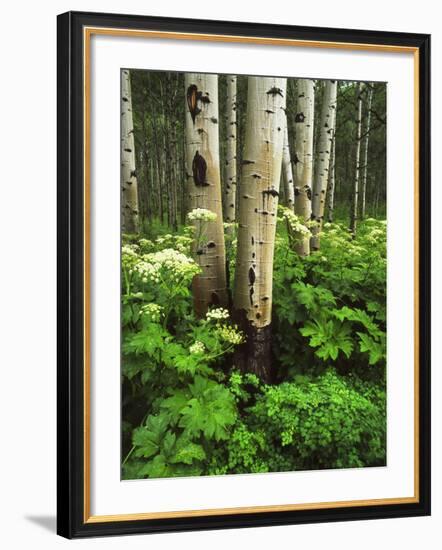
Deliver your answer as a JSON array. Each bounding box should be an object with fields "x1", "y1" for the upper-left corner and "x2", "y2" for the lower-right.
[
  {"x1": 326, "y1": 135, "x2": 336, "y2": 223},
  {"x1": 350, "y1": 82, "x2": 363, "y2": 236},
  {"x1": 361, "y1": 84, "x2": 373, "y2": 220},
  {"x1": 184, "y1": 73, "x2": 228, "y2": 317},
  {"x1": 293, "y1": 79, "x2": 315, "y2": 256},
  {"x1": 224, "y1": 75, "x2": 237, "y2": 224},
  {"x1": 233, "y1": 77, "x2": 286, "y2": 380},
  {"x1": 121, "y1": 69, "x2": 139, "y2": 233},
  {"x1": 311, "y1": 80, "x2": 337, "y2": 250},
  {"x1": 282, "y1": 118, "x2": 295, "y2": 210}
]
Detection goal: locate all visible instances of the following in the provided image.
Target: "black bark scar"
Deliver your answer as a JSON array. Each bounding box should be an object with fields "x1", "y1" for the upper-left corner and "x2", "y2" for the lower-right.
[
  {"x1": 186, "y1": 85, "x2": 201, "y2": 124},
  {"x1": 192, "y1": 151, "x2": 209, "y2": 187},
  {"x1": 267, "y1": 87, "x2": 284, "y2": 97}
]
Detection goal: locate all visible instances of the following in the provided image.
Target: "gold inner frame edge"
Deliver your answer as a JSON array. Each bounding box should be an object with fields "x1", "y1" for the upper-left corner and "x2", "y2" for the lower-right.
[{"x1": 82, "y1": 26, "x2": 420, "y2": 524}]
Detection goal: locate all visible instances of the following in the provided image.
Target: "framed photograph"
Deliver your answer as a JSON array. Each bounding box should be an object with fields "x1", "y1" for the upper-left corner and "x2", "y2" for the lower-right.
[{"x1": 57, "y1": 11, "x2": 431, "y2": 538}]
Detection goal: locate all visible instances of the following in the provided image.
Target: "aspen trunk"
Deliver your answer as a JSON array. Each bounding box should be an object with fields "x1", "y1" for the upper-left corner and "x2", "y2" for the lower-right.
[
  {"x1": 163, "y1": 128, "x2": 174, "y2": 229},
  {"x1": 150, "y1": 114, "x2": 163, "y2": 223},
  {"x1": 350, "y1": 83, "x2": 363, "y2": 236},
  {"x1": 311, "y1": 80, "x2": 337, "y2": 250},
  {"x1": 282, "y1": 118, "x2": 295, "y2": 210},
  {"x1": 121, "y1": 69, "x2": 139, "y2": 233},
  {"x1": 374, "y1": 169, "x2": 381, "y2": 217},
  {"x1": 140, "y1": 114, "x2": 152, "y2": 222},
  {"x1": 326, "y1": 135, "x2": 336, "y2": 223},
  {"x1": 293, "y1": 79, "x2": 315, "y2": 256},
  {"x1": 184, "y1": 73, "x2": 228, "y2": 317},
  {"x1": 233, "y1": 76, "x2": 286, "y2": 382},
  {"x1": 180, "y1": 131, "x2": 187, "y2": 225},
  {"x1": 168, "y1": 74, "x2": 179, "y2": 231},
  {"x1": 224, "y1": 75, "x2": 237, "y2": 225},
  {"x1": 361, "y1": 84, "x2": 373, "y2": 220},
  {"x1": 150, "y1": 156, "x2": 156, "y2": 216}
]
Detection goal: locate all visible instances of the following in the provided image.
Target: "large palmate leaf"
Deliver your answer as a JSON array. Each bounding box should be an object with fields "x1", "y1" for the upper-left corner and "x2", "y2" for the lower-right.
[
  {"x1": 179, "y1": 377, "x2": 237, "y2": 441},
  {"x1": 300, "y1": 319, "x2": 353, "y2": 361},
  {"x1": 122, "y1": 322, "x2": 169, "y2": 356},
  {"x1": 357, "y1": 332, "x2": 385, "y2": 365},
  {"x1": 132, "y1": 414, "x2": 170, "y2": 458}
]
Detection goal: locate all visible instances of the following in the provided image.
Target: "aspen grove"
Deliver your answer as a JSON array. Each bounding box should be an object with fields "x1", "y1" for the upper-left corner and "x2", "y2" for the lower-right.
[{"x1": 122, "y1": 71, "x2": 387, "y2": 480}]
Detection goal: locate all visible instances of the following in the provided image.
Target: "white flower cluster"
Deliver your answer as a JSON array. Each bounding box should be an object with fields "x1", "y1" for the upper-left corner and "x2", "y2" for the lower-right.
[
  {"x1": 155, "y1": 234, "x2": 193, "y2": 254},
  {"x1": 187, "y1": 208, "x2": 217, "y2": 222},
  {"x1": 366, "y1": 227, "x2": 386, "y2": 244},
  {"x1": 174, "y1": 235, "x2": 193, "y2": 254},
  {"x1": 206, "y1": 307, "x2": 230, "y2": 321},
  {"x1": 146, "y1": 234, "x2": 193, "y2": 255},
  {"x1": 122, "y1": 244, "x2": 140, "y2": 269},
  {"x1": 122, "y1": 244, "x2": 139, "y2": 257},
  {"x1": 140, "y1": 303, "x2": 163, "y2": 322},
  {"x1": 189, "y1": 340, "x2": 205, "y2": 354},
  {"x1": 216, "y1": 324, "x2": 244, "y2": 345},
  {"x1": 150, "y1": 248, "x2": 198, "y2": 272},
  {"x1": 305, "y1": 218, "x2": 319, "y2": 230},
  {"x1": 369, "y1": 228, "x2": 385, "y2": 238},
  {"x1": 138, "y1": 238, "x2": 153, "y2": 253},
  {"x1": 322, "y1": 230, "x2": 353, "y2": 250},
  {"x1": 324, "y1": 227, "x2": 342, "y2": 237},
  {"x1": 132, "y1": 248, "x2": 200, "y2": 285},
  {"x1": 155, "y1": 234, "x2": 173, "y2": 246},
  {"x1": 132, "y1": 259, "x2": 161, "y2": 284},
  {"x1": 365, "y1": 218, "x2": 387, "y2": 228},
  {"x1": 281, "y1": 209, "x2": 311, "y2": 236}
]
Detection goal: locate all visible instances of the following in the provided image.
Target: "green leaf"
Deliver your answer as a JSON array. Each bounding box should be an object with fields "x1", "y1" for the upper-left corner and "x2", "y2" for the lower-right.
[
  {"x1": 162, "y1": 431, "x2": 177, "y2": 457},
  {"x1": 339, "y1": 338, "x2": 354, "y2": 359},
  {"x1": 160, "y1": 390, "x2": 191, "y2": 423},
  {"x1": 293, "y1": 283, "x2": 336, "y2": 313},
  {"x1": 132, "y1": 428, "x2": 159, "y2": 459},
  {"x1": 122, "y1": 355, "x2": 147, "y2": 380},
  {"x1": 122, "y1": 323, "x2": 168, "y2": 356},
  {"x1": 139, "y1": 454, "x2": 169, "y2": 478},
  {"x1": 332, "y1": 307, "x2": 382, "y2": 340},
  {"x1": 331, "y1": 306, "x2": 354, "y2": 322},
  {"x1": 132, "y1": 414, "x2": 169, "y2": 458},
  {"x1": 301, "y1": 319, "x2": 353, "y2": 361},
  {"x1": 357, "y1": 332, "x2": 385, "y2": 365},
  {"x1": 171, "y1": 439, "x2": 206, "y2": 465},
  {"x1": 122, "y1": 304, "x2": 134, "y2": 327},
  {"x1": 179, "y1": 381, "x2": 237, "y2": 441}
]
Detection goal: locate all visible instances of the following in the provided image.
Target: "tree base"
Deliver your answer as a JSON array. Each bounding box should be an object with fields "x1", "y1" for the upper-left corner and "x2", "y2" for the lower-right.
[{"x1": 233, "y1": 310, "x2": 275, "y2": 383}]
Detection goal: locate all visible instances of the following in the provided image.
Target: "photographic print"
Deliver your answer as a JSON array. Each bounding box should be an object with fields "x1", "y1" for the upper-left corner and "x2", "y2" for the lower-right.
[
  {"x1": 121, "y1": 70, "x2": 387, "y2": 480},
  {"x1": 57, "y1": 12, "x2": 430, "y2": 537}
]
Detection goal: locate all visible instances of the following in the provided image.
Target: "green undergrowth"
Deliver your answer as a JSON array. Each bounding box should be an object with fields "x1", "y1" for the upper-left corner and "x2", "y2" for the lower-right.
[{"x1": 121, "y1": 216, "x2": 387, "y2": 479}]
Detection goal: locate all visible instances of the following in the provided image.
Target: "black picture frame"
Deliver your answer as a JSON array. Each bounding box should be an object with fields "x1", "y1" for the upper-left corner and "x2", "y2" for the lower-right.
[{"x1": 57, "y1": 10, "x2": 431, "y2": 539}]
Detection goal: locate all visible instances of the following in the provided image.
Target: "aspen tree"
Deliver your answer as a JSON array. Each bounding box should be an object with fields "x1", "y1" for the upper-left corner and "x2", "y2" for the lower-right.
[
  {"x1": 293, "y1": 79, "x2": 315, "y2": 256},
  {"x1": 326, "y1": 135, "x2": 336, "y2": 223},
  {"x1": 311, "y1": 80, "x2": 337, "y2": 250},
  {"x1": 282, "y1": 118, "x2": 295, "y2": 210},
  {"x1": 224, "y1": 75, "x2": 237, "y2": 225},
  {"x1": 184, "y1": 73, "x2": 228, "y2": 317},
  {"x1": 121, "y1": 69, "x2": 139, "y2": 233},
  {"x1": 350, "y1": 82, "x2": 363, "y2": 236},
  {"x1": 233, "y1": 76, "x2": 286, "y2": 382},
  {"x1": 361, "y1": 83, "x2": 374, "y2": 220}
]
